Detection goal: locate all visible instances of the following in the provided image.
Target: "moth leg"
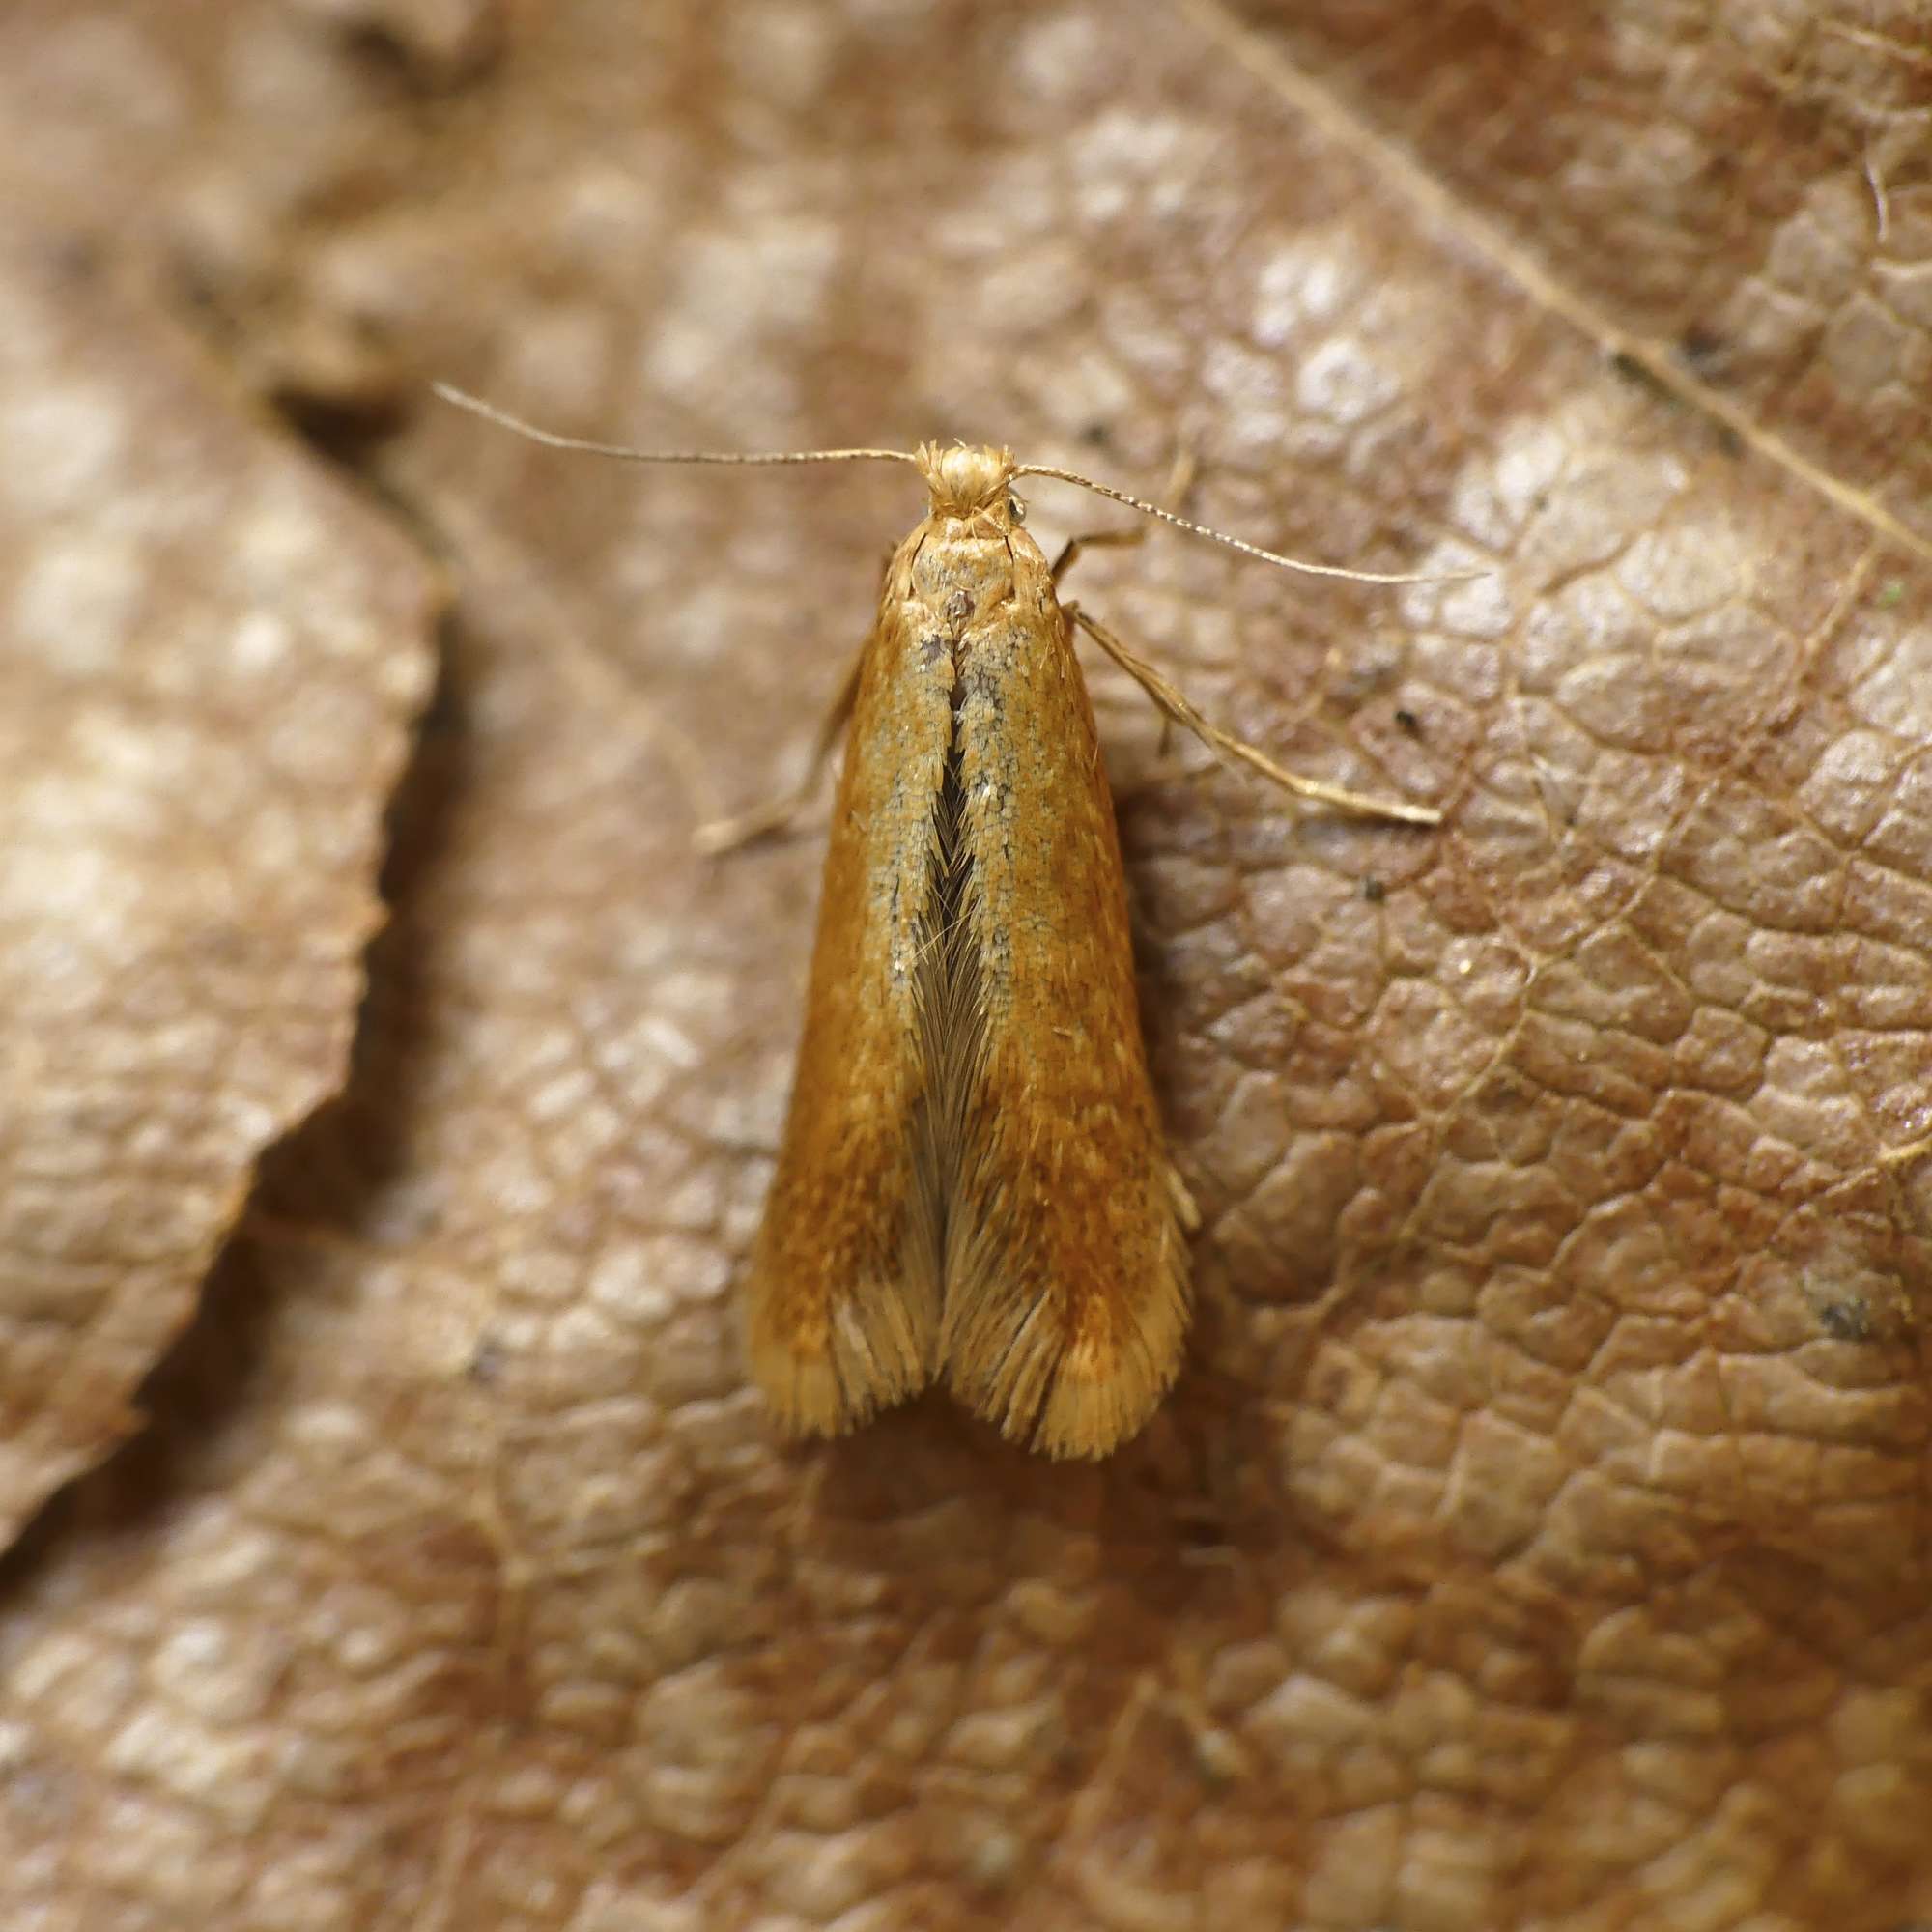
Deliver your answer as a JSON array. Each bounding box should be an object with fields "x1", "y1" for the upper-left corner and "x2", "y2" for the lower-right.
[
  {"x1": 694, "y1": 645, "x2": 863, "y2": 853},
  {"x1": 1067, "y1": 604, "x2": 1442, "y2": 826},
  {"x1": 1049, "y1": 448, "x2": 1198, "y2": 586}
]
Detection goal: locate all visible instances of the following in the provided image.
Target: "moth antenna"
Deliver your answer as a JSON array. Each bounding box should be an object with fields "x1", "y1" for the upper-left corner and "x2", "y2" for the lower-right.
[
  {"x1": 435, "y1": 386, "x2": 1481, "y2": 585},
  {"x1": 1012, "y1": 461, "x2": 1486, "y2": 586},
  {"x1": 431, "y1": 384, "x2": 921, "y2": 473}
]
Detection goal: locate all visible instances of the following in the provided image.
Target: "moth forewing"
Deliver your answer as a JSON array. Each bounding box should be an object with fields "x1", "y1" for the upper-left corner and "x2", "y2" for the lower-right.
[
  {"x1": 738, "y1": 595, "x2": 951, "y2": 1435},
  {"x1": 935, "y1": 540, "x2": 1189, "y2": 1458}
]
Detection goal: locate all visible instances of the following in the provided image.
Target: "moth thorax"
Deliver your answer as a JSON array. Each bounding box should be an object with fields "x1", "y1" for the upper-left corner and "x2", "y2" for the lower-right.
[{"x1": 917, "y1": 441, "x2": 1020, "y2": 521}]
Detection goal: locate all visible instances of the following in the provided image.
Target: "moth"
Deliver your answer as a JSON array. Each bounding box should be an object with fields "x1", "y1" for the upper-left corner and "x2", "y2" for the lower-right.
[{"x1": 434, "y1": 387, "x2": 1446, "y2": 1457}]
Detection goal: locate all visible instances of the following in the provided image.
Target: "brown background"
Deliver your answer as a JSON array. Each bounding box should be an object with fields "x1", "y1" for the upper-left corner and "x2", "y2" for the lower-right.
[{"x1": 2, "y1": 2, "x2": 1930, "y2": 1927}]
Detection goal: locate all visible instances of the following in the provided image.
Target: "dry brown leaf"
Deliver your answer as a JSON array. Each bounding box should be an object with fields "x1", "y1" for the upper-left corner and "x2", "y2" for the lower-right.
[
  {"x1": 2, "y1": 3, "x2": 1931, "y2": 1929},
  {"x1": 0, "y1": 212, "x2": 438, "y2": 1542}
]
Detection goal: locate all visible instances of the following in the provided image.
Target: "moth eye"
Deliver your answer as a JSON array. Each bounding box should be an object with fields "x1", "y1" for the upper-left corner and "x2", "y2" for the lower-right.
[{"x1": 1009, "y1": 496, "x2": 1026, "y2": 523}]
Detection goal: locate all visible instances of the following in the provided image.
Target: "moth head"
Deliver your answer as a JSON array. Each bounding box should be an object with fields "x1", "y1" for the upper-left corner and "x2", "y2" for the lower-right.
[{"x1": 917, "y1": 441, "x2": 1021, "y2": 524}]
